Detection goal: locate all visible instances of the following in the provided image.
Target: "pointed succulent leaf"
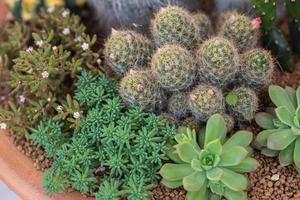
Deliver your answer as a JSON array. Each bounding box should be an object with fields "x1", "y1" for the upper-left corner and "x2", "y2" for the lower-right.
[
  {"x1": 219, "y1": 146, "x2": 248, "y2": 167},
  {"x1": 206, "y1": 139, "x2": 222, "y2": 156},
  {"x1": 220, "y1": 168, "x2": 248, "y2": 191},
  {"x1": 275, "y1": 106, "x2": 294, "y2": 127},
  {"x1": 204, "y1": 114, "x2": 227, "y2": 147},
  {"x1": 182, "y1": 172, "x2": 206, "y2": 192},
  {"x1": 255, "y1": 112, "x2": 276, "y2": 129},
  {"x1": 294, "y1": 138, "x2": 300, "y2": 170},
  {"x1": 227, "y1": 158, "x2": 259, "y2": 173},
  {"x1": 255, "y1": 129, "x2": 279, "y2": 147},
  {"x1": 269, "y1": 85, "x2": 296, "y2": 113},
  {"x1": 261, "y1": 148, "x2": 279, "y2": 157},
  {"x1": 191, "y1": 159, "x2": 203, "y2": 172},
  {"x1": 223, "y1": 131, "x2": 253, "y2": 149},
  {"x1": 176, "y1": 142, "x2": 199, "y2": 163},
  {"x1": 224, "y1": 188, "x2": 247, "y2": 200},
  {"x1": 279, "y1": 141, "x2": 295, "y2": 166},
  {"x1": 206, "y1": 167, "x2": 223, "y2": 181},
  {"x1": 160, "y1": 163, "x2": 194, "y2": 181},
  {"x1": 161, "y1": 179, "x2": 183, "y2": 189},
  {"x1": 186, "y1": 181, "x2": 208, "y2": 200},
  {"x1": 267, "y1": 129, "x2": 297, "y2": 150}
]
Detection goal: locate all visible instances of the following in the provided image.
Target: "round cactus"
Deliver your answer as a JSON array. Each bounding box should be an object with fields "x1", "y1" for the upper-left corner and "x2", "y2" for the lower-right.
[
  {"x1": 159, "y1": 112, "x2": 178, "y2": 125},
  {"x1": 197, "y1": 37, "x2": 239, "y2": 87},
  {"x1": 219, "y1": 11, "x2": 259, "y2": 52},
  {"x1": 188, "y1": 84, "x2": 225, "y2": 122},
  {"x1": 180, "y1": 117, "x2": 200, "y2": 132},
  {"x1": 221, "y1": 113, "x2": 235, "y2": 132},
  {"x1": 239, "y1": 48, "x2": 274, "y2": 90},
  {"x1": 167, "y1": 92, "x2": 189, "y2": 119},
  {"x1": 119, "y1": 70, "x2": 159, "y2": 111},
  {"x1": 226, "y1": 87, "x2": 258, "y2": 122},
  {"x1": 104, "y1": 30, "x2": 153, "y2": 76},
  {"x1": 193, "y1": 11, "x2": 212, "y2": 41},
  {"x1": 151, "y1": 6, "x2": 199, "y2": 49},
  {"x1": 151, "y1": 45, "x2": 196, "y2": 92}
]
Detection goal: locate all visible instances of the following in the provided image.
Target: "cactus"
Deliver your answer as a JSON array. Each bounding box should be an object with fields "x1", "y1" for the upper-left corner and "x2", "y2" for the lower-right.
[
  {"x1": 151, "y1": 6, "x2": 199, "y2": 49},
  {"x1": 151, "y1": 45, "x2": 196, "y2": 92},
  {"x1": 239, "y1": 48, "x2": 274, "y2": 90},
  {"x1": 285, "y1": 0, "x2": 300, "y2": 19},
  {"x1": 251, "y1": 0, "x2": 276, "y2": 29},
  {"x1": 180, "y1": 117, "x2": 200, "y2": 132},
  {"x1": 119, "y1": 70, "x2": 159, "y2": 111},
  {"x1": 104, "y1": 30, "x2": 153, "y2": 76},
  {"x1": 188, "y1": 84, "x2": 225, "y2": 122},
  {"x1": 159, "y1": 112, "x2": 178, "y2": 125},
  {"x1": 286, "y1": 0, "x2": 300, "y2": 54},
  {"x1": 193, "y1": 11, "x2": 212, "y2": 41},
  {"x1": 219, "y1": 11, "x2": 259, "y2": 52},
  {"x1": 221, "y1": 113, "x2": 235, "y2": 132},
  {"x1": 167, "y1": 92, "x2": 189, "y2": 119},
  {"x1": 196, "y1": 37, "x2": 239, "y2": 87},
  {"x1": 226, "y1": 87, "x2": 258, "y2": 122}
]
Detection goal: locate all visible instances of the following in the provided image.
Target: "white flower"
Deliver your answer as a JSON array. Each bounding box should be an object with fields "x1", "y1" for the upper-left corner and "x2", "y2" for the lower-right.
[
  {"x1": 56, "y1": 105, "x2": 63, "y2": 112},
  {"x1": 81, "y1": 43, "x2": 89, "y2": 51},
  {"x1": 35, "y1": 40, "x2": 44, "y2": 47},
  {"x1": 19, "y1": 95, "x2": 26, "y2": 103},
  {"x1": 73, "y1": 112, "x2": 80, "y2": 119},
  {"x1": 52, "y1": 46, "x2": 57, "y2": 51},
  {"x1": 63, "y1": 27, "x2": 70, "y2": 35},
  {"x1": 0, "y1": 123, "x2": 7, "y2": 130},
  {"x1": 26, "y1": 47, "x2": 33, "y2": 53},
  {"x1": 74, "y1": 36, "x2": 82, "y2": 42},
  {"x1": 42, "y1": 71, "x2": 49, "y2": 78},
  {"x1": 62, "y1": 10, "x2": 70, "y2": 18},
  {"x1": 47, "y1": 6, "x2": 54, "y2": 13}
]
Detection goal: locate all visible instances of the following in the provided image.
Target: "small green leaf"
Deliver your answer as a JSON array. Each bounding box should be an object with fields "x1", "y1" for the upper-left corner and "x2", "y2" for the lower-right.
[
  {"x1": 220, "y1": 168, "x2": 248, "y2": 191},
  {"x1": 267, "y1": 129, "x2": 297, "y2": 150},
  {"x1": 224, "y1": 188, "x2": 247, "y2": 200},
  {"x1": 291, "y1": 126, "x2": 300, "y2": 135},
  {"x1": 161, "y1": 179, "x2": 182, "y2": 189},
  {"x1": 285, "y1": 86, "x2": 297, "y2": 108},
  {"x1": 206, "y1": 167, "x2": 223, "y2": 181},
  {"x1": 160, "y1": 163, "x2": 194, "y2": 181},
  {"x1": 279, "y1": 142, "x2": 295, "y2": 166},
  {"x1": 182, "y1": 172, "x2": 206, "y2": 191},
  {"x1": 219, "y1": 146, "x2": 248, "y2": 167},
  {"x1": 186, "y1": 181, "x2": 208, "y2": 200},
  {"x1": 269, "y1": 85, "x2": 296, "y2": 113},
  {"x1": 223, "y1": 131, "x2": 253, "y2": 149},
  {"x1": 255, "y1": 112, "x2": 276, "y2": 129},
  {"x1": 166, "y1": 146, "x2": 185, "y2": 164},
  {"x1": 204, "y1": 114, "x2": 227, "y2": 147},
  {"x1": 191, "y1": 159, "x2": 203, "y2": 172},
  {"x1": 226, "y1": 92, "x2": 238, "y2": 106},
  {"x1": 206, "y1": 139, "x2": 222, "y2": 156},
  {"x1": 294, "y1": 138, "x2": 300, "y2": 169},
  {"x1": 261, "y1": 148, "x2": 279, "y2": 157},
  {"x1": 227, "y1": 158, "x2": 259, "y2": 173},
  {"x1": 176, "y1": 142, "x2": 199, "y2": 163},
  {"x1": 275, "y1": 106, "x2": 294, "y2": 127},
  {"x1": 255, "y1": 129, "x2": 279, "y2": 147}
]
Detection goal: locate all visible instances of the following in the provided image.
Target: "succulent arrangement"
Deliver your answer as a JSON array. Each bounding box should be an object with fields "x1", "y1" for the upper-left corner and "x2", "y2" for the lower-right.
[
  {"x1": 104, "y1": 5, "x2": 274, "y2": 127},
  {"x1": 251, "y1": 0, "x2": 300, "y2": 71},
  {"x1": 32, "y1": 72, "x2": 176, "y2": 198},
  {"x1": 160, "y1": 114, "x2": 258, "y2": 200},
  {"x1": 255, "y1": 85, "x2": 300, "y2": 172}
]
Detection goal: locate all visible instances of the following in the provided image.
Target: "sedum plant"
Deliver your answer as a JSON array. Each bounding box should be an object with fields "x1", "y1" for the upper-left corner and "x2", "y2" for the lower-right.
[
  {"x1": 255, "y1": 85, "x2": 300, "y2": 172},
  {"x1": 160, "y1": 114, "x2": 258, "y2": 200}
]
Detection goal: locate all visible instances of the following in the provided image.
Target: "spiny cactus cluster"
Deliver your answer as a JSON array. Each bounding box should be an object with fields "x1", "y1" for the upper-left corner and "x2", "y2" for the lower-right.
[{"x1": 104, "y1": 5, "x2": 275, "y2": 128}]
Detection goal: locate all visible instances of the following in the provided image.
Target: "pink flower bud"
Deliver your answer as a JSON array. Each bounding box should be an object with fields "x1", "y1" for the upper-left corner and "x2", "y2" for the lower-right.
[
  {"x1": 207, "y1": 89, "x2": 214, "y2": 96},
  {"x1": 137, "y1": 84, "x2": 144, "y2": 92},
  {"x1": 190, "y1": 94, "x2": 197, "y2": 101},
  {"x1": 251, "y1": 17, "x2": 262, "y2": 30}
]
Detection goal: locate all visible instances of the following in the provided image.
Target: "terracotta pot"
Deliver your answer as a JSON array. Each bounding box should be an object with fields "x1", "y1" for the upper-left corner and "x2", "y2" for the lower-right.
[{"x1": 0, "y1": 131, "x2": 94, "y2": 200}]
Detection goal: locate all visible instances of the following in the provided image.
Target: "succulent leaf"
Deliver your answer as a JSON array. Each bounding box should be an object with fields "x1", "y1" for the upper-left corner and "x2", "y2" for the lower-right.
[
  {"x1": 220, "y1": 169, "x2": 248, "y2": 191},
  {"x1": 161, "y1": 179, "x2": 182, "y2": 189},
  {"x1": 223, "y1": 131, "x2": 253, "y2": 149},
  {"x1": 186, "y1": 181, "x2": 208, "y2": 200},
  {"x1": 219, "y1": 146, "x2": 248, "y2": 167},
  {"x1": 294, "y1": 138, "x2": 300, "y2": 169},
  {"x1": 279, "y1": 142, "x2": 295, "y2": 166},
  {"x1": 159, "y1": 163, "x2": 193, "y2": 181},
  {"x1": 226, "y1": 158, "x2": 259, "y2": 173},
  {"x1": 176, "y1": 142, "x2": 199, "y2": 163},
  {"x1": 255, "y1": 112, "x2": 276, "y2": 129},
  {"x1": 204, "y1": 114, "x2": 227, "y2": 147},
  {"x1": 261, "y1": 148, "x2": 279, "y2": 157},
  {"x1": 224, "y1": 188, "x2": 247, "y2": 200},
  {"x1": 267, "y1": 129, "x2": 296, "y2": 150},
  {"x1": 206, "y1": 167, "x2": 223, "y2": 181},
  {"x1": 182, "y1": 172, "x2": 206, "y2": 192},
  {"x1": 275, "y1": 106, "x2": 294, "y2": 127},
  {"x1": 269, "y1": 85, "x2": 296, "y2": 113}
]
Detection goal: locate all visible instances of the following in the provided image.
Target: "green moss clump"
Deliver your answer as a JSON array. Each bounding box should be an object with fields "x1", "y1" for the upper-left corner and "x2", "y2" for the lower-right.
[
  {"x1": 188, "y1": 84, "x2": 225, "y2": 122},
  {"x1": 239, "y1": 48, "x2": 274, "y2": 90},
  {"x1": 197, "y1": 37, "x2": 239, "y2": 87},
  {"x1": 151, "y1": 6, "x2": 199, "y2": 49},
  {"x1": 119, "y1": 70, "x2": 160, "y2": 111},
  {"x1": 151, "y1": 45, "x2": 196, "y2": 92},
  {"x1": 219, "y1": 11, "x2": 259, "y2": 52},
  {"x1": 104, "y1": 30, "x2": 153, "y2": 76}
]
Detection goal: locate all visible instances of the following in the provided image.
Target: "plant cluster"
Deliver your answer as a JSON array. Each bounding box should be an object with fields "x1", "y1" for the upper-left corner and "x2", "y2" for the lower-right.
[
  {"x1": 255, "y1": 85, "x2": 300, "y2": 172},
  {"x1": 0, "y1": 7, "x2": 99, "y2": 136},
  {"x1": 31, "y1": 72, "x2": 176, "y2": 199},
  {"x1": 104, "y1": 6, "x2": 274, "y2": 128},
  {"x1": 160, "y1": 114, "x2": 258, "y2": 200},
  {"x1": 251, "y1": 0, "x2": 300, "y2": 71}
]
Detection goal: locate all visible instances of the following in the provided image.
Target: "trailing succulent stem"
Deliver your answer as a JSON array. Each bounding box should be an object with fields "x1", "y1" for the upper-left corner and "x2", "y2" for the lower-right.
[
  {"x1": 160, "y1": 114, "x2": 258, "y2": 200},
  {"x1": 255, "y1": 85, "x2": 300, "y2": 172}
]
